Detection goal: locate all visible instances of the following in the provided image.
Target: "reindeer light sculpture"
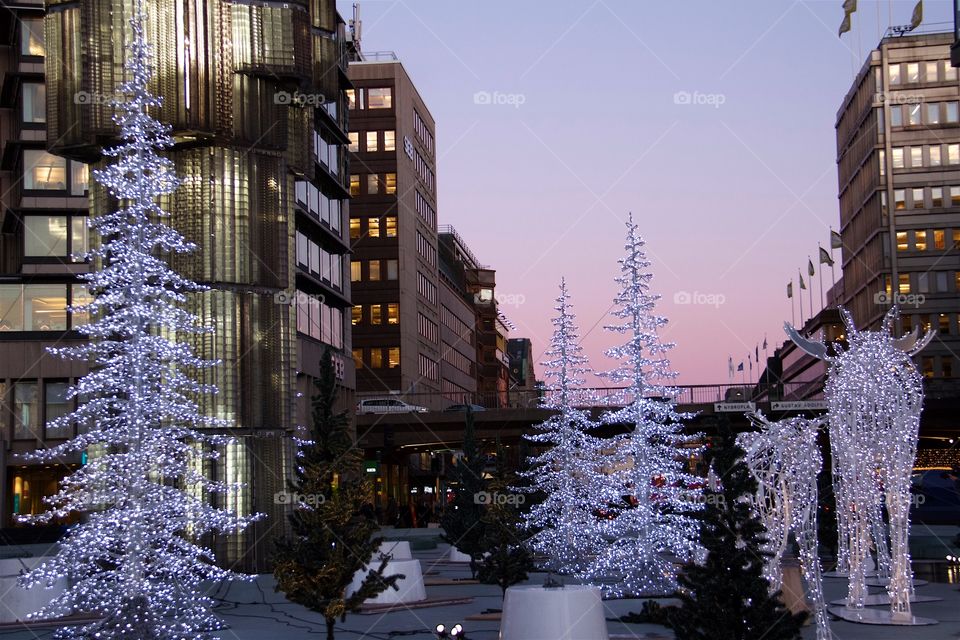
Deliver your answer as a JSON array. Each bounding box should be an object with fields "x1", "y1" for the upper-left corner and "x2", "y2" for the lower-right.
[{"x1": 785, "y1": 307, "x2": 935, "y2": 625}]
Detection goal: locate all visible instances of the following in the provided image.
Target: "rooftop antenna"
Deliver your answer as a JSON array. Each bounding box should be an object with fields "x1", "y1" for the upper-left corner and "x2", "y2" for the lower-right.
[{"x1": 349, "y1": 2, "x2": 362, "y2": 48}]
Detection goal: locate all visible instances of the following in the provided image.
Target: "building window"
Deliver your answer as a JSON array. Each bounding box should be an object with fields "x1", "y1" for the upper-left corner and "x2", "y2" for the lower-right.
[
  {"x1": 13, "y1": 382, "x2": 39, "y2": 439},
  {"x1": 22, "y1": 83, "x2": 45, "y2": 124},
  {"x1": 894, "y1": 189, "x2": 905, "y2": 210},
  {"x1": 888, "y1": 64, "x2": 901, "y2": 85},
  {"x1": 950, "y1": 144, "x2": 960, "y2": 165},
  {"x1": 387, "y1": 347, "x2": 400, "y2": 368},
  {"x1": 891, "y1": 147, "x2": 904, "y2": 169},
  {"x1": 71, "y1": 284, "x2": 92, "y2": 327},
  {"x1": 25, "y1": 216, "x2": 68, "y2": 257},
  {"x1": 922, "y1": 357, "x2": 934, "y2": 378},
  {"x1": 350, "y1": 218, "x2": 361, "y2": 240},
  {"x1": 350, "y1": 174, "x2": 360, "y2": 196},
  {"x1": 926, "y1": 61, "x2": 939, "y2": 82},
  {"x1": 931, "y1": 187, "x2": 943, "y2": 208},
  {"x1": 896, "y1": 231, "x2": 908, "y2": 251},
  {"x1": 370, "y1": 348, "x2": 383, "y2": 368},
  {"x1": 21, "y1": 19, "x2": 44, "y2": 57},
  {"x1": 899, "y1": 273, "x2": 910, "y2": 294},
  {"x1": 45, "y1": 382, "x2": 71, "y2": 439},
  {"x1": 351, "y1": 261, "x2": 361, "y2": 282},
  {"x1": 936, "y1": 271, "x2": 948, "y2": 292},
  {"x1": 369, "y1": 260, "x2": 381, "y2": 281},
  {"x1": 384, "y1": 130, "x2": 396, "y2": 151},
  {"x1": 352, "y1": 348, "x2": 363, "y2": 369},
  {"x1": 348, "y1": 132, "x2": 359, "y2": 152},
  {"x1": 948, "y1": 65, "x2": 959, "y2": 81},
  {"x1": 25, "y1": 285, "x2": 67, "y2": 331},
  {"x1": 352, "y1": 306, "x2": 362, "y2": 326},
  {"x1": 927, "y1": 103, "x2": 940, "y2": 124},
  {"x1": 385, "y1": 173, "x2": 397, "y2": 194},
  {"x1": 890, "y1": 105, "x2": 902, "y2": 127},
  {"x1": 912, "y1": 188, "x2": 924, "y2": 209},
  {"x1": 366, "y1": 131, "x2": 378, "y2": 152},
  {"x1": 367, "y1": 88, "x2": 392, "y2": 109},
  {"x1": 368, "y1": 217, "x2": 381, "y2": 238},
  {"x1": 907, "y1": 103, "x2": 921, "y2": 125},
  {"x1": 935, "y1": 229, "x2": 945, "y2": 250},
  {"x1": 907, "y1": 62, "x2": 919, "y2": 83},
  {"x1": 346, "y1": 89, "x2": 359, "y2": 110},
  {"x1": 387, "y1": 303, "x2": 399, "y2": 325},
  {"x1": 910, "y1": 146, "x2": 922, "y2": 167},
  {"x1": 915, "y1": 230, "x2": 927, "y2": 251},
  {"x1": 367, "y1": 174, "x2": 380, "y2": 194},
  {"x1": 944, "y1": 357, "x2": 954, "y2": 378},
  {"x1": 930, "y1": 145, "x2": 941, "y2": 166},
  {"x1": 385, "y1": 216, "x2": 397, "y2": 237},
  {"x1": 948, "y1": 102, "x2": 960, "y2": 123},
  {"x1": 370, "y1": 304, "x2": 382, "y2": 325},
  {"x1": 23, "y1": 151, "x2": 66, "y2": 191},
  {"x1": 386, "y1": 259, "x2": 398, "y2": 280}
]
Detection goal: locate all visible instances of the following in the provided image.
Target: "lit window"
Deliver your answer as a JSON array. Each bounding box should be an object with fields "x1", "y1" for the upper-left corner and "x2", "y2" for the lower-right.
[
  {"x1": 23, "y1": 151, "x2": 66, "y2": 190},
  {"x1": 45, "y1": 382, "x2": 71, "y2": 438},
  {"x1": 70, "y1": 161, "x2": 89, "y2": 196},
  {"x1": 908, "y1": 103, "x2": 921, "y2": 125},
  {"x1": 907, "y1": 63, "x2": 919, "y2": 83},
  {"x1": 20, "y1": 19, "x2": 44, "y2": 57},
  {"x1": 388, "y1": 347, "x2": 400, "y2": 368},
  {"x1": 897, "y1": 231, "x2": 908, "y2": 251},
  {"x1": 352, "y1": 306, "x2": 362, "y2": 325},
  {"x1": 930, "y1": 145, "x2": 941, "y2": 166},
  {"x1": 385, "y1": 173, "x2": 397, "y2": 194},
  {"x1": 14, "y1": 382, "x2": 39, "y2": 439},
  {"x1": 889, "y1": 64, "x2": 901, "y2": 85},
  {"x1": 949, "y1": 144, "x2": 960, "y2": 165},
  {"x1": 25, "y1": 284, "x2": 67, "y2": 330},
  {"x1": 346, "y1": 89, "x2": 358, "y2": 110},
  {"x1": 910, "y1": 146, "x2": 922, "y2": 167},
  {"x1": 384, "y1": 130, "x2": 396, "y2": 152},
  {"x1": 386, "y1": 259, "x2": 398, "y2": 280},
  {"x1": 912, "y1": 188, "x2": 924, "y2": 209},
  {"x1": 22, "y1": 83, "x2": 45, "y2": 124},
  {"x1": 953, "y1": 186, "x2": 960, "y2": 206},
  {"x1": 350, "y1": 261, "x2": 361, "y2": 282},
  {"x1": 70, "y1": 284, "x2": 91, "y2": 327},
  {"x1": 370, "y1": 348, "x2": 383, "y2": 368},
  {"x1": 385, "y1": 216, "x2": 397, "y2": 237},
  {"x1": 926, "y1": 61, "x2": 939, "y2": 82},
  {"x1": 935, "y1": 229, "x2": 945, "y2": 250},
  {"x1": 0, "y1": 286, "x2": 23, "y2": 331},
  {"x1": 915, "y1": 230, "x2": 927, "y2": 250},
  {"x1": 932, "y1": 187, "x2": 943, "y2": 207},
  {"x1": 24, "y1": 216, "x2": 68, "y2": 257},
  {"x1": 366, "y1": 131, "x2": 378, "y2": 152},
  {"x1": 350, "y1": 174, "x2": 360, "y2": 196},
  {"x1": 387, "y1": 303, "x2": 399, "y2": 325},
  {"x1": 352, "y1": 348, "x2": 363, "y2": 369},
  {"x1": 894, "y1": 189, "x2": 906, "y2": 210},
  {"x1": 350, "y1": 218, "x2": 361, "y2": 239},
  {"x1": 940, "y1": 314, "x2": 950, "y2": 333},
  {"x1": 927, "y1": 103, "x2": 940, "y2": 124},
  {"x1": 348, "y1": 132, "x2": 359, "y2": 152},
  {"x1": 879, "y1": 149, "x2": 886, "y2": 176},
  {"x1": 369, "y1": 260, "x2": 381, "y2": 281},
  {"x1": 890, "y1": 105, "x2": 902, "y2": 127},
  {"x1": 948, "y1": 102, "x2": 960, "y2": 123},
  {"x1": 367, "y1": 174, "x2": 379, "y2": 194},
  {"x1": 368, "y1": 218, "x2": 380, "y2": 238},
  {"x1": 881, "y1": 191, "x2": 888, "y2": 215},
  {"x1": 892, "y1": 147, "x2": 904, "y2": 169},
  {"x1": 367, "y1": 88, "x2": 392, "y2": 109},
  {"x1": 899, "y1": 273, "x2": 910, "y2": 294},
  {"x1": 948, "y1": 65, "x2": 959, "y2": 81},
  {"x1": 370, "y1": 304, "x2": 382, "y2": 325}
]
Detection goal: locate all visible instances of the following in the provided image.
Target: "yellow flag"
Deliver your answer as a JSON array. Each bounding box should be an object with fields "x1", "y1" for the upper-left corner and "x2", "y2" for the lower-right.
[
  {"x1": 910, "y1": 1, "x2": 922, "y2": 29},
  {"x1": 843, "y1": 0, "x2": 857, "y2": 14},
  {"x1": 838, "y1": 12, "x2": 851, "y2": 37}
]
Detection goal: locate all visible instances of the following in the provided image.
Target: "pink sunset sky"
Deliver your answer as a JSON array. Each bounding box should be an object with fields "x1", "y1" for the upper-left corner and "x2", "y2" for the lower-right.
[{"x1": 340, "y1": 0, "x2": 954, "y2": 385}]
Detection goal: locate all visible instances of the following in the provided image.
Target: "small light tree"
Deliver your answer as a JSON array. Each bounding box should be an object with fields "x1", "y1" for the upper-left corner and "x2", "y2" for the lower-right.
[{"x1": 273, "y1": 349, "x2": 401, "y2": 640}]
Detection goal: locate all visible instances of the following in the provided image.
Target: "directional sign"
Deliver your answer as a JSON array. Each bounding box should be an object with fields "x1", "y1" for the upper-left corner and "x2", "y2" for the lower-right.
[
  {"x1": 714, "y1": 402, "x2": 756, "y2": 413},
  {"x1": 771, "y1": 400, "x2": 829, "y2": 411}
]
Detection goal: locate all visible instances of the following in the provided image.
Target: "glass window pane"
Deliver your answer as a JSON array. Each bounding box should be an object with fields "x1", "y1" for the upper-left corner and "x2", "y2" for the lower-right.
[
  {"x1": 385, "y1": 173, "x2": 396, "y2": 194},
  {"x1": 387, "y1": 303, "x2": 399, "y2": 325},
  {"x1": 927, "y1": 103, "x2": 940, "y2": 124},
  {"x1": 385, "y1": 216, "x2": 397, "y2": 237},
  {"x1": 368, "y1": 218, "x2": 380, "y2": 238},
  {"x1": 912, "y1": 187, "x2": 924, "y2": 208},
  {"x1": 14, "y1": 382, "x2": 39, "y2": 439},
  {"x1": 910, "y1": 147, "x2": 922, "y2": 167},
  {"x1": 949, "y1": 144, "x2": 960, "y2": 165},
  {"x1": 351, "y1": 261, "x2": 361, "y2": 282},
  {"x1": 45, "y1": 382, "x2": 71, "y2": 438},
  {"x1": 948, "y1": 102, "x2": 960, "y2": 123},
  {"x1": 889, "y1": 64, "x2": 901, "y2": 85},
  {"x1": 930, "y1": 145, "x2": 941, "y2": 166},
  {"x1": 926, "y1": 61, "x2": 939, "y2": 81},
  {"x1": 70, "y1": 161, "x2": 89, "y2": 196},
  {"x1": 388, "y1": 347, "x2": 400, "y2": 368},
  {"x1": 24, "y1": 216, "x2": 68, "y2": 257},
  {"x1": 892, "y1": 147, "x2": 904, "y2": 168},
  {"x1": 890, "y1": 105, "x2": 902, "y2": 126},
  {"x1": 384, "y1": 130, "x2": 395, "y2": 151},
  {"x1": 23, "y1": 151, "x2": 66, "y2": 190},
  {"x1": 895, "y1": 189, "x2": 906, "y2": 210},
  {"x1": 70, "y1": 217, "x2": 88, "y2": 261},
  {"x1": 907, "y1": 63, "x2": 919, "y2": 83},
  {"x1": 348, "y1": 132, "x2": 359, "y2": 152},
  {"x1": 369, "y1": 260, "x2": 381, "y2": 281},
  {"x1": 70, "y1": 284, "x2": 92, "y2": 328},
  {"x1": 0, "y1": 285, "x2": 23, "y2": 331},
  {"x1": 24, "y1": 284, "x2": 67, "y2": 331},
  {"x1": 371, "y1": 304, "x2": 382, "y2": 325},
  {"x1": 352, "y1": 306, "x2": 362, "y2": 325},
  {"x1": 367, "y1": 174, "x2": 379, "y2": 194},
  {"x1": 367, "y1": 88, "x2": 392, "y2": 109},
  {"x1": 346, "y1": 89, "x2": 357, "y2": 110},
  {"x1": 386, "y1": 259, "x2": 398, "y2": 280},
  {"x1": 908, "y1": 103, "x2": 921, "y2": 125},
  {"x1": 21, "y1": 19, "x2": 44, "y2": 57},
  {"x1": 22, "y1": 83, "x2": 45, "y2": 123},
  {"x1": 932, "y1": 187, "x2": 943, "y2": 207},
  {"x1": 350, "y1": 174, "x2": 360, "y2": 196},
  {"x1": 366, "y1": 131, "x2": 378, "y2": 152}
]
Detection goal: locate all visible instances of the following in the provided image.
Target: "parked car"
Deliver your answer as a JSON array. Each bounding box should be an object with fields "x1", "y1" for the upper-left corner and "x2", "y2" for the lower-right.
[
  {"x1": 443, "y1": 403, "x2": 487, "y2": 412},
  {"x1": 356, "y1": 398, "x2": 429, "y2": 415}
]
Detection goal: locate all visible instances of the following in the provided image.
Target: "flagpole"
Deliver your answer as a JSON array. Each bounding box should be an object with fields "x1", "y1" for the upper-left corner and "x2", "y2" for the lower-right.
[
  {"x1": 798, "y1": 269, "x2": 805, "y2": 327},
  {"x1": 807, "y1": 256, "x2": 814, "y2": 317},
  {"x1": 790, "y1": 280, "x2": 796, "y2": 327},
  {"x1": 818, "y1": 244, "x2": 825, "y2": 310}
]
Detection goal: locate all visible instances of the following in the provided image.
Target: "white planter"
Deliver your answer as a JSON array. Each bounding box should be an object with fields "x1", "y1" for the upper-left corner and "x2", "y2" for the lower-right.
[
  {"x1": 447, "y1": 547, "x2": 472, "y2": 563},
  {"x1": 0, "y1": 557, "x2": 66, "y2": 623},
  {"x1": 501, "y1": 585, "x2": 608, "y2": 640},
  {"x1": 376, "y1": 540, "x2": 412, "y2": 560},
  {"x1": 346, "y1": 558, "x2": 426, "y2": 605}
]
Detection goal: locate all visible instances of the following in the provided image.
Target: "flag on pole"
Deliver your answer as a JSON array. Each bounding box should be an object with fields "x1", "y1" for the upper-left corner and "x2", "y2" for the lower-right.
[
  {"x1": 755, "y1": 344, "x2": 759, "y2": 363},
  {"x1": 728, "y1": 356, "x2": 734, "y2": 379},
  {"x1": 799, "y1": 273, "x2": 807, "y2": 290},
  {"x1": 808, "y1": 258, "x2": 815, "y2": 277},
  {"x1": 819, "y1": 246, "x2": 835, "y2": 266},
  {"x1": 787, "y1": 281, "x2": 794, "y2": 298},
  {"x1": 737, "y1": 362, "x2": 744, "y2": 372},
  {"x1": 838, "y1": 12, "x2": 851, "y2": 36},
  {"x1": 910, "y1": 0, "x2": 923, "y2": 30},
  {"x1": 762, "y1": 336, "x2": 768, "y2": 350},
  {"x1": 842, "y1": 0, "x2": 857, "y2": 12},
  {"x1": 830, "y1": 229, "x2": 842, "y2": 249}
]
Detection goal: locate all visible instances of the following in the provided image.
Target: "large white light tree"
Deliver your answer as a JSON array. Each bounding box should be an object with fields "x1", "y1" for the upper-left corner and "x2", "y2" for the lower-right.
[
  {"x1": 18, "y1": 4, "x2": 255, "y2": 638},
  {"x1": 587, "y1": 214, "x2": 702, "y2": 597},
  {"x1": 521, "y1": 279, "x2": 606, "y2": 576}
]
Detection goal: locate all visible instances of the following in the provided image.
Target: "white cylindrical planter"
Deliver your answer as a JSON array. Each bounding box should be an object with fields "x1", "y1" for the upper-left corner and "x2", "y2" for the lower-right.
[
  {"x1": 447, "y1": 547, "x2": 471, "y2": 562},
  {"x1": 0, "y1": 557, "x2": 66, "y2": 623},
  {"x1": 346, "y1": 558, "x2": 426, "y2": 605},
  {"x1": 501, "y1": 585, "x2": 608, "y2": 640},
  {"x1": 377, "y1": 540, "x2": 412, "y2": 560}
]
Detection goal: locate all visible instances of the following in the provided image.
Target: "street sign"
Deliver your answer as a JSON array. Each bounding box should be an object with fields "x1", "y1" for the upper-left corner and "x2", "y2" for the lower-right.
[
  {"x1": 714, "y1": 402, "x2": 756, "y2": 413},
  {"x1": 771, "y1": 400, "x2": 829, "y2": 411}
]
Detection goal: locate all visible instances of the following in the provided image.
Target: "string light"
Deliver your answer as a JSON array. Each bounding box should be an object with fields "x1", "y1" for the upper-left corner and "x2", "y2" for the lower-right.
[{"x1": 16, "y1": 4, "x2": 257, "y2": 637}]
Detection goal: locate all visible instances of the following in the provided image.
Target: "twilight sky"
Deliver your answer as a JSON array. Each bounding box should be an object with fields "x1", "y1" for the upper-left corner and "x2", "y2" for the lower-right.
[{"x1": 339, "y1": 0, "x2": 956, "y2": 385}]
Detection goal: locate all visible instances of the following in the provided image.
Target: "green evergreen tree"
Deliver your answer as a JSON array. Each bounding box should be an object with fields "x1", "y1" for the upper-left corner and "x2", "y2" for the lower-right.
[
  {"x1": 274, "y1": 350, "x2": 401, "y2": 640},
  {"x1": 440, "y1": 407, "x2": 487, "y2": 578},
  {"x1": 670, "y1": 431, "x2": 807, "y2": 640},
  {"x1": 478, "y1": 440, "x2": 534, "y2": 596}
]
